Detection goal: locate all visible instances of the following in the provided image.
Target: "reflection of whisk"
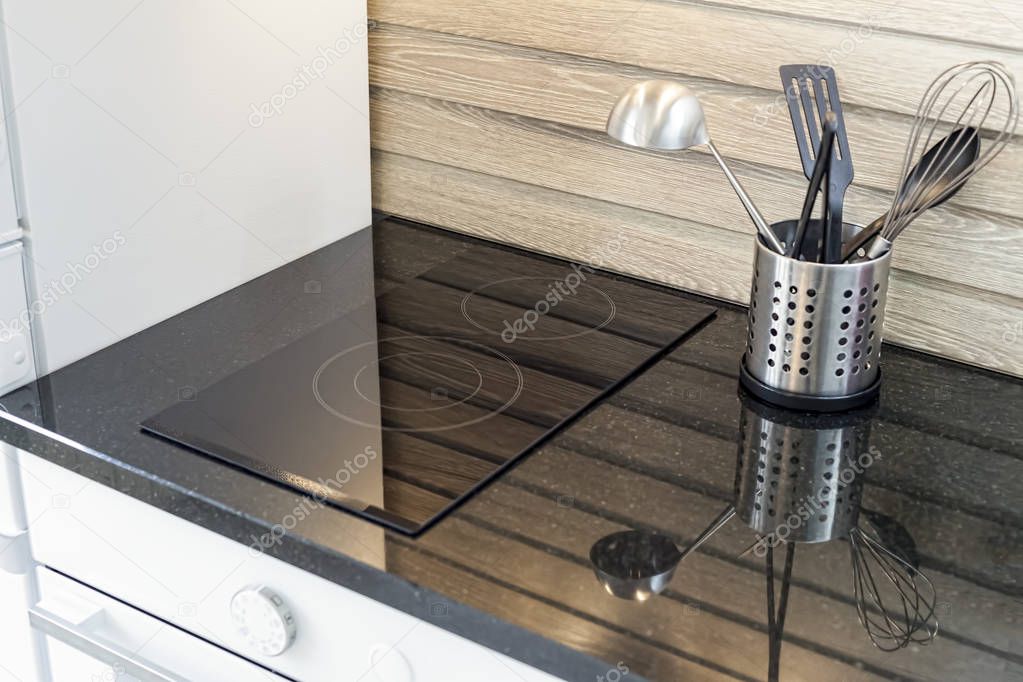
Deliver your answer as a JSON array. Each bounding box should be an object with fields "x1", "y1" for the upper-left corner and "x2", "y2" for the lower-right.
[{"x1": 848, "y1": 515, "x2": 938, "y2": 651}]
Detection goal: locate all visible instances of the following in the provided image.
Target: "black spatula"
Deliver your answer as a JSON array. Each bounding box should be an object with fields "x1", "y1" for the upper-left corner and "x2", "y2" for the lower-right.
[{"x1": 779, "y1": 65, "x2": 854, "y2": 262}]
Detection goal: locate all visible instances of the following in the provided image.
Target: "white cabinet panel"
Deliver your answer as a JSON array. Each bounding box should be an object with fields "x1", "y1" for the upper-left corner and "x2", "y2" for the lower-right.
[
  {"x1": 0, "y1": 569, "x2": 44, "y2": 682},
  {"x1": 0, "y1": 2, "x2": 20, "y2": 241},
  {"x1": 33, "y1": 567, "x2": 289, "y2": 681},
  {"x1": 0, "y1": 242, "x2": 36, "y2": 394},
  {"x1": 1, "y1": 0, "x2": 372, "y2": 372},
  {"x1": 16, "y1": 450, "x2": 565, "y2": 682}
]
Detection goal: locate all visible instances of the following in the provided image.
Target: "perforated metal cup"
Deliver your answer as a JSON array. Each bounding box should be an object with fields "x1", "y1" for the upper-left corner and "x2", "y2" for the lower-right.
[
  {"x1": 741, "y1": 219, "x2": 891, "y2": 411},
  {"x1": 734, "y1": 391, "x2": 875, "y2": 543}
]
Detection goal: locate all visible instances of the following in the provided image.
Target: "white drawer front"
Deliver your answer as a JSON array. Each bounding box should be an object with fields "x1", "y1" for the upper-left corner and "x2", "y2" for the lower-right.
[
  {"x1": 34, "y1": 567, "x2": 287, "y2": 681},
  {"x1": 16, "y1": 450, "x2": 563, "y2": 682}
]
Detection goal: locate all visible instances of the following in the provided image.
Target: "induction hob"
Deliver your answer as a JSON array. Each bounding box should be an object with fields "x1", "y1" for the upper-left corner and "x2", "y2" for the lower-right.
[{"x1": 142, "y1": 219, "x2": 716, "y2": 534}]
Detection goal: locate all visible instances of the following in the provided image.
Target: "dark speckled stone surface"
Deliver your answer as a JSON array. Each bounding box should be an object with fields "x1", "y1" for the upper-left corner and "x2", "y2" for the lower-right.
[{"x1": 2, "y1": 217, "x2": 1021, "y2": 682}]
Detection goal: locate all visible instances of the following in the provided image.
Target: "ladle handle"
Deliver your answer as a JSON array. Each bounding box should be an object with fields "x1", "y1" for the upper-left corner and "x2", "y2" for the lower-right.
[
  {"x1": 677, "y1": 505, "x2": 736, "y2": 562},
  {"x1": 706, "y1": 141, "x2": 785, "y2": 254}
]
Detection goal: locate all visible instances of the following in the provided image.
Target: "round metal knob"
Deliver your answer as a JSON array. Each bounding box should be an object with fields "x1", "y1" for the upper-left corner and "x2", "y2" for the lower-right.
[{"x1": 230, "y1": 585, "x2": 296, "y2": 657}]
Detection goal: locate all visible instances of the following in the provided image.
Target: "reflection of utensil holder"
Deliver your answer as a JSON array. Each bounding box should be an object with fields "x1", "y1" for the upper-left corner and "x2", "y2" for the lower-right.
[
  {"x1": 741, "y1": 220, "x2": 891, "y2": 411},
  {"x1": 734, "y1": 390, "x2": 876, "y2": 543}
]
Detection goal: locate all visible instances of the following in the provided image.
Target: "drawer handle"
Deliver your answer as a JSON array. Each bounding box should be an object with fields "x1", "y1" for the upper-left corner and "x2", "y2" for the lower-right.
[{"x1": 29, "y1": 605, "x2": 187, "y2": 682}]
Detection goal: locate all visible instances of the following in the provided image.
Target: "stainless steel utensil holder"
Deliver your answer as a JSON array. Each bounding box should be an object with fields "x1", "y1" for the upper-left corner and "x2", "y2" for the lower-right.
[
  {"x1": 734, "y1": 391, "x2": 875, "y2": 544},
  {"x1": 741, "y1": 219, "x2": 891, "y2": 411}
]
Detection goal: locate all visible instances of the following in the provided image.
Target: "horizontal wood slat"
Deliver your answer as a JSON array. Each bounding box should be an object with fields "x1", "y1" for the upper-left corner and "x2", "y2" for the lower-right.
[
  {"x1": 369, "y1": 0, "x2": 1023, "y2": 120},
  {"x1": 690, "y1": 0, "x2": 1023, "y2": 52},
  {"x1": 368, "y1": 24, "x2": 1023, "y2": 219},
  {"x1": 369, "y1": 87, "x2": 1023, "y2": 299},
  {"x1": 372, "y1": 150, "x2": 1023, "y2": 376}
]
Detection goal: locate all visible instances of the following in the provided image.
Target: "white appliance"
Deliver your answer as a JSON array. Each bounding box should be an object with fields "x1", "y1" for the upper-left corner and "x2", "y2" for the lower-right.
[
  {"x1": 0, "y1": 8, "x2": 34, "y2": 397},
  {"x1": 0, "y1": 0, "x2": 373, "y2": 374}
]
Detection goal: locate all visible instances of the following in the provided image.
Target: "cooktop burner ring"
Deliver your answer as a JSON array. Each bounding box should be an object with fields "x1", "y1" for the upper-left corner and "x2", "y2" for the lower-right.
[
  {"x1": 312, "y1": 335, "x2": 525, "y2": 432},
  {"x1": 459, "y1": 276, "x2": 617, "y2": 342},
  {"x1": 352, "y1": 350, "x2": 485, "y2": 412}
]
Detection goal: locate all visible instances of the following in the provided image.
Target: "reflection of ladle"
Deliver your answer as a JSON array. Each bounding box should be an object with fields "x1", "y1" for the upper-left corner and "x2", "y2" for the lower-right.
[{"x1": 589, "y1": 506, "x2": 735, "y2": 601}]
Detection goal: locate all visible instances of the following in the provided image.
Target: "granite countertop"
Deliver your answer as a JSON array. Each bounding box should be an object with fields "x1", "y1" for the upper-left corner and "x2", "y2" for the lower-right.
[{"x1": 1, "y1": 217, "x2": 1020, "y2": 682}]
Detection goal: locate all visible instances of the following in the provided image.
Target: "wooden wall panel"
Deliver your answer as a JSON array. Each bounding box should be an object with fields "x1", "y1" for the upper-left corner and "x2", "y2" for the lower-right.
[
  {"x1": 370, "y1": 88, "x2": 1023, "y2": 298},
  {"x1": 367, "y1": 1, "x2": 1023, "y2": 376},
  {"x1": 369, "y1": 0, "x2": 1023, "y2": 116},
  {"x1": 369, "y1": 26, "x2": 1021, "y2": 220}
]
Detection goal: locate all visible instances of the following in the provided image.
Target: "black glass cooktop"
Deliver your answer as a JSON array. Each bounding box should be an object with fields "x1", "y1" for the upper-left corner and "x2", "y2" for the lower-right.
[{"x1": 142, "y1": 219, "x2": 715, "y2": 534}]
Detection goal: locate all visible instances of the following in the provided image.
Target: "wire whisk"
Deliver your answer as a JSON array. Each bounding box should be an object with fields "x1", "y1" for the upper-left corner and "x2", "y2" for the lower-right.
[
  {"x1": 862, "y1": 60, "x2": 1018, "y2": 259},
  {"x1": 848, "y1": 519, "x2": 939, "y2": 651}
]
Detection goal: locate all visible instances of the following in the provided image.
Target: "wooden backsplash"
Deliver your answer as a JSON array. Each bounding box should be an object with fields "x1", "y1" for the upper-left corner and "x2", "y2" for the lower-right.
[{"x1": 366, "y1": 0, "x2": 1023, "y2": 376}]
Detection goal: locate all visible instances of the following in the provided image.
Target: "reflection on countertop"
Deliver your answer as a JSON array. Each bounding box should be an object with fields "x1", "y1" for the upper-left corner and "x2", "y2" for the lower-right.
[{"x1": 1, "y1": 217, "x2": 1020, "y2": 682}]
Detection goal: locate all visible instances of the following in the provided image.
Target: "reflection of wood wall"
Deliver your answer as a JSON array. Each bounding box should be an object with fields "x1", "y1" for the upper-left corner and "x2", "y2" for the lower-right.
[
  {"x1": 376, "y1": 221, "x2": 1022, "y2": 681},
  {"x1": 366, "y1": 0, "x2": 1023, "y2": 376}
]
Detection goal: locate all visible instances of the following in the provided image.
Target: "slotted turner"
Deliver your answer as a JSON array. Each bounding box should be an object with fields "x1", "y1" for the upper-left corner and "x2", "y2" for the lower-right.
[{"x1": 779, "y1": 65, "x2": 854, "y2": 262}]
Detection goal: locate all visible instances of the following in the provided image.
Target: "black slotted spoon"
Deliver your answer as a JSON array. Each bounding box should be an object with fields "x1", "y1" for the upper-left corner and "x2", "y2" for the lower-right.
[{"x1": 779, "y1": 65, "x2": 854, "y2": 262}]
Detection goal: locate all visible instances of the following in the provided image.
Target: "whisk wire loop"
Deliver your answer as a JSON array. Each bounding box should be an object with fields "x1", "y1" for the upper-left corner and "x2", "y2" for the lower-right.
[
  {"x1": 877, "y1": 61, "x2": 1019, "y2": 250},
  {"x1": 849, "y1": 522, "x2": 939, "y2": 651}
]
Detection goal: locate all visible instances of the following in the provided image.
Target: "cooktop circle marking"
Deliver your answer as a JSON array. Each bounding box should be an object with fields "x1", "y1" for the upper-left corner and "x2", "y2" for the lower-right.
[
  {"x1": 352, "y1": 351, "x2": 484, "y2": 412},
  {"x1": 312, "y1": 335, "x2": 524, "y2": 432},
  {"x1": 459, "y1": 276, "x2": 617, "y2": 342}
]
